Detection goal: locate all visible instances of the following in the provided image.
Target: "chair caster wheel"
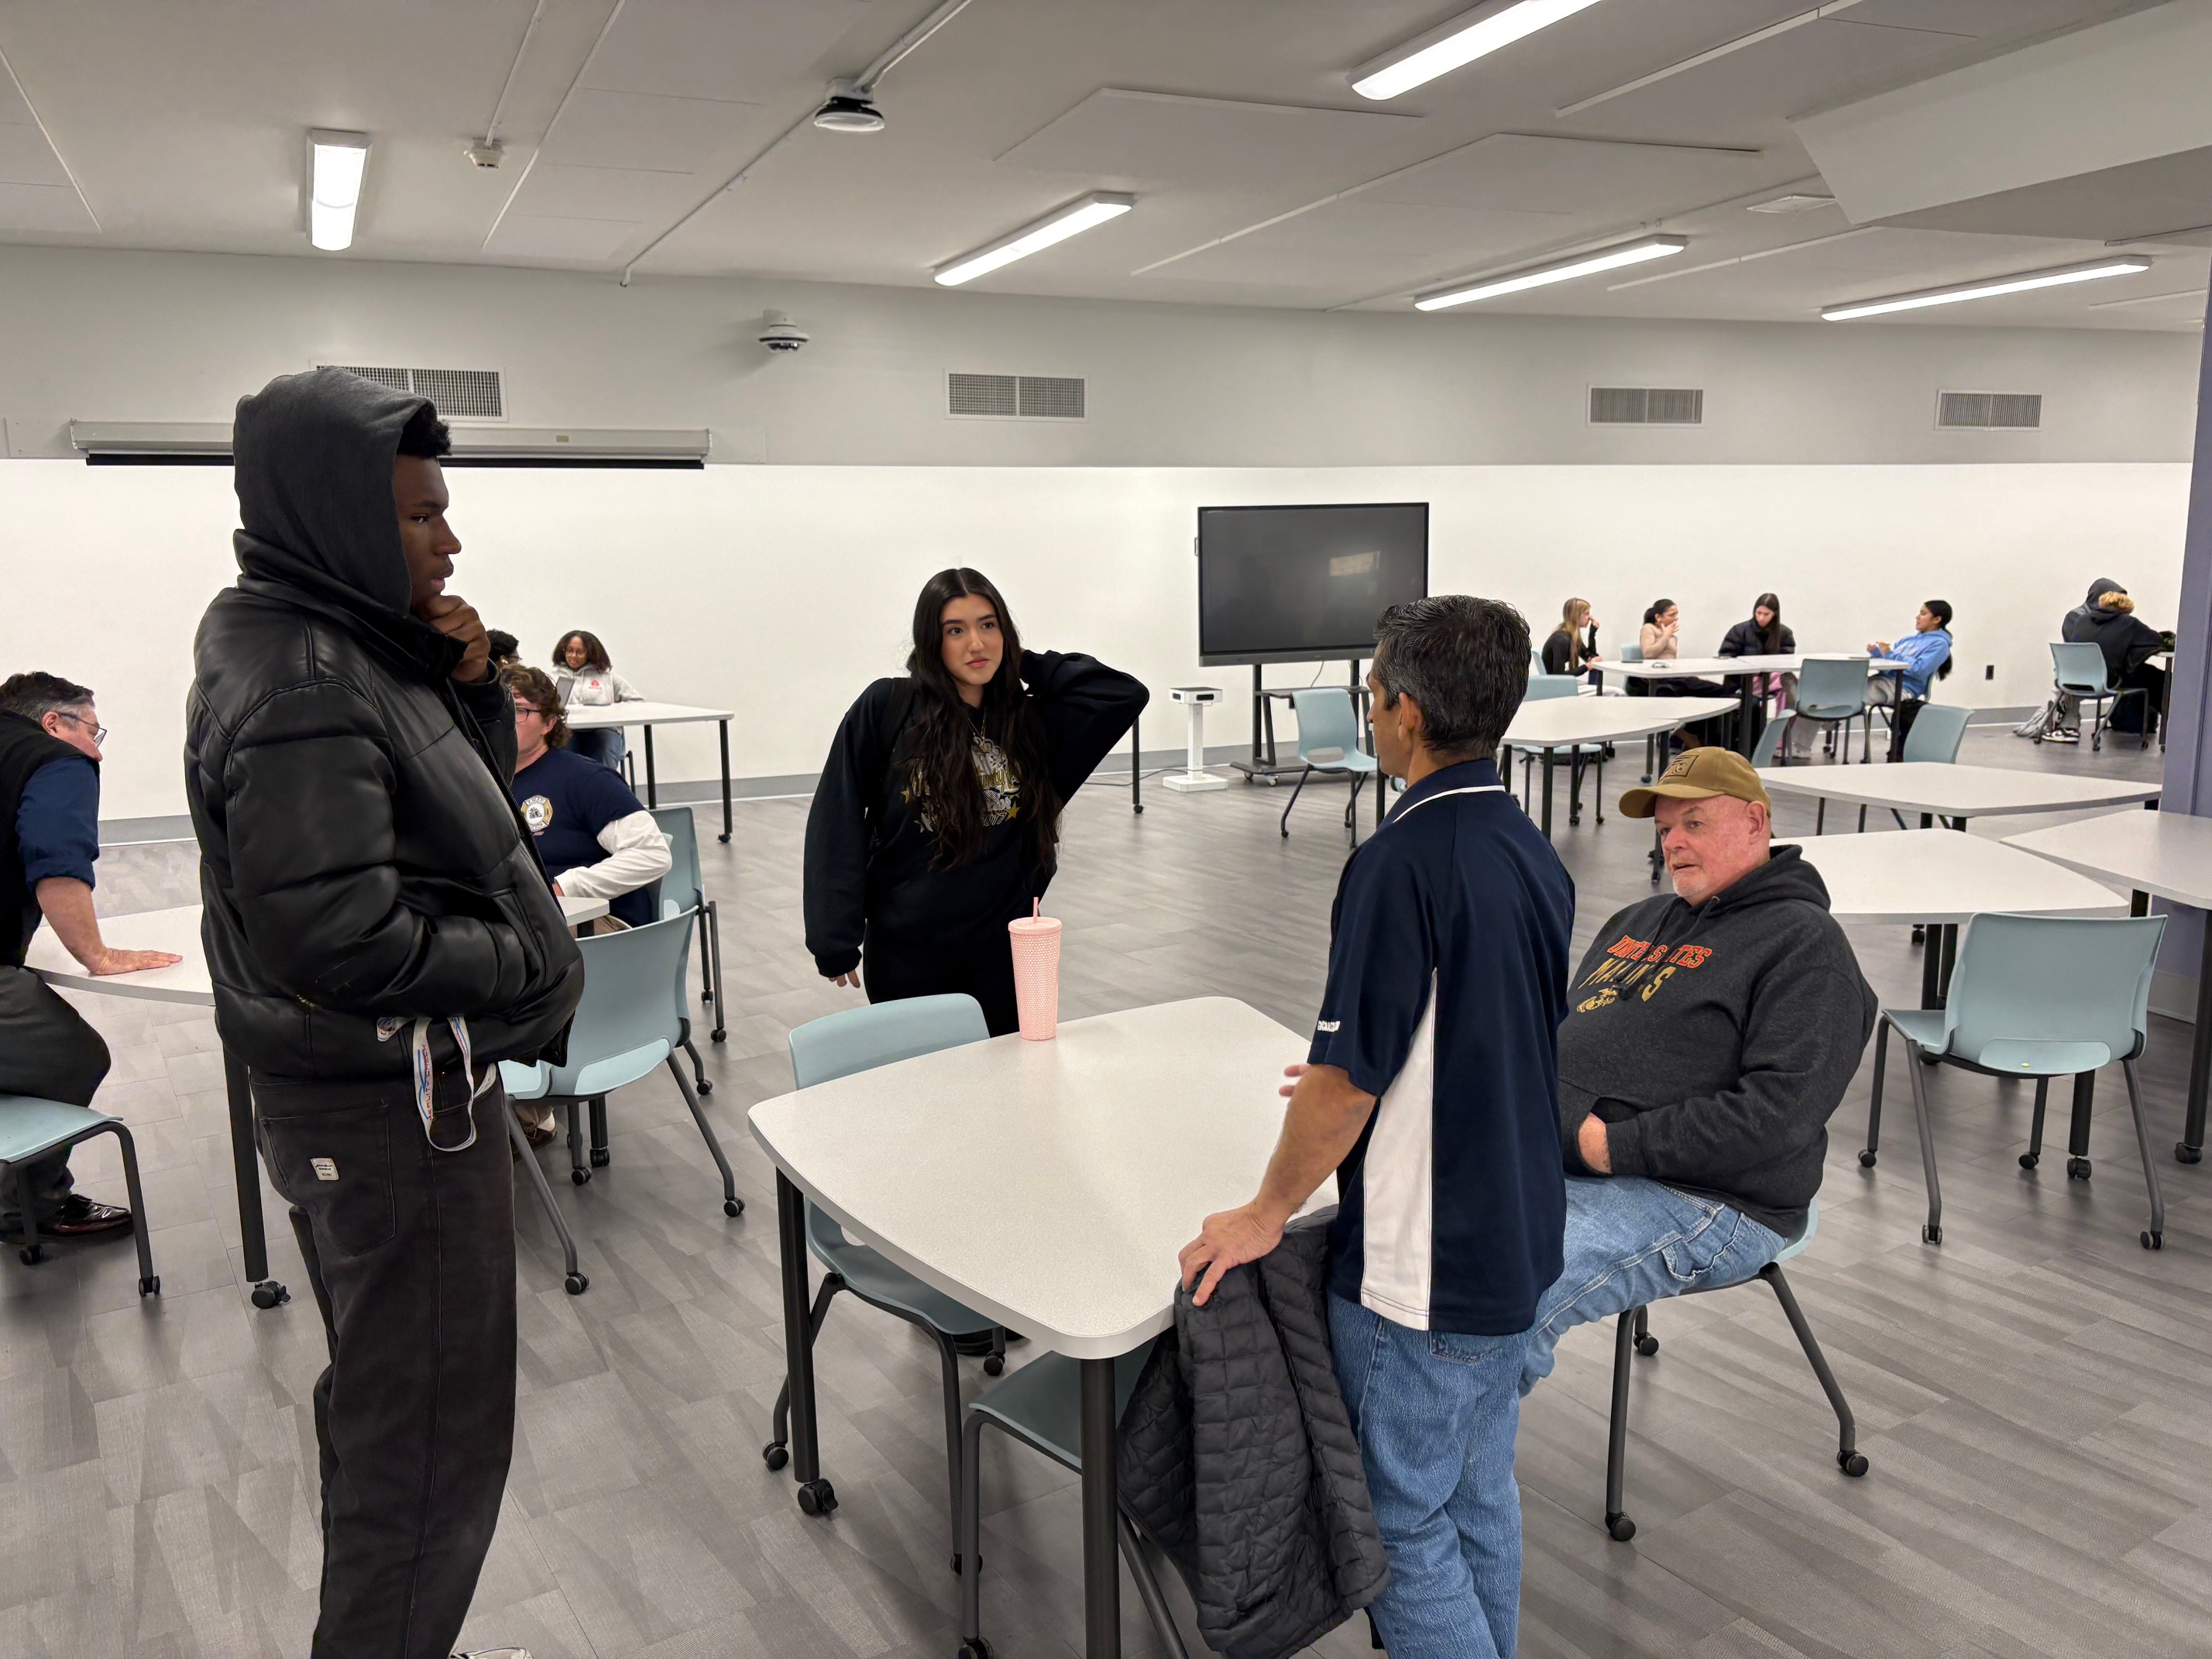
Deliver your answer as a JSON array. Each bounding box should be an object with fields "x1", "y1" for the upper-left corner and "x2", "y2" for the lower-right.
[
  {"x1": 696, "y1": 1078, "x2": 713, "y2": 1097},
  {"x1": 2019, "y1": 1153, "x2": 2039, "y2": 1170},
  {"x1": 711, "y1": 1029, "x2": 726, "y2": 1043},
  {"x1": 250, "y1": 1280, "x2": 288, "y2": 1309},
  {"x1": 1633, "y1": 1334, "x2": 1659, "y2": 1358},
  {"x1": 1606, "y1": 1513, "x2": 1636, "y2": 1542},
  {"x1": 796, "y1": 1478, "x2": 837, "y2": 1516},
  {"x1": 17, "y1": 1245, "x2": 43, "y2": 1266},
  {"x1": 983, "y1": 1355, "x2": 1005, "y2": 1376},
  {"x1": 959, "y1": 1640, "x2": 994, "y2": 1659},
  {"x1": 2066, "y1": 1157, "x2": 2091, "y2": 1181},
  {"x1": 762, "y1": 1441, "x2": 789, "y2": 1471},
  {"x1": 701, "y1": 989, "x2": 714, "y2": 1004},
  {"x1": 724, "y1": 1198, "x2": 744, "y2": 1218},
  {"x1": 2142, "y1": 1230, "x2": 2163, "y2": 1251},
  {"x1": 1858, "y1": 1149, "x2": 1877, "y2": 1168},
  {"x1": 1911, "y1": 926, "x2": 1925, "y2": 945},
  {"x1": 589, "y1": 1149, "x2": 610, "y2": 1168},
  {"x1": 1922, "y1": 1224, "x2": 1942, "y2": 1245},
  {"x1": 2177, "y1": 1142, "x2": 2203, "y2": 1165},
  {"x1": 1839, "y1": 1451, "x2": 1869, "y2": 1477},
  {"x1": 139, "y1": 1275, "x2": 160, "y2": 1297},
  {"x1": 565, "y1": 1272, "x2": 589, "y2": 1295},
  {"x1": 572, "y1": 1168, "x2": 590, "y2": 1186}
]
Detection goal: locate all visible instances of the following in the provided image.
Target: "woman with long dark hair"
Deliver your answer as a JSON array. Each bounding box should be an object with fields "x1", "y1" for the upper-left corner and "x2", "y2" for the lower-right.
[
  {"x1": 1717, "y1": 592, "x2": 1798, "y2": 749},
  {"x1": 803, "y1": 568, "x2": 1148, "y2": 1036}
]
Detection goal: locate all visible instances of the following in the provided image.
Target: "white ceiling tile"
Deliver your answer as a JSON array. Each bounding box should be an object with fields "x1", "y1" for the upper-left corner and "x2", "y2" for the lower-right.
[
  {"x1": 1369, "y1": 133, "x2": 1769, "y2": 219},
  {"x1": 542, "y1": 87, "x2": 765, "y2": 173},
  {"x1": 0, "y1": 120, "x2": 73, "y2": 188},
  {"x1": 483, "y1": 211, "x2": 642, "y2": 262},
  {"x1": 581, "y1": 0, "x2": 871, "y2": 103},
  {"x1": 0, "y1": 179, "x2": 96, "y2": 233},
  {"x1": 514, "y1": 162, "x2": 702, "y2": 221},
  {"x1": 1153, "y1": 198, "x2": 1568, "y2": 291},
  {"x1": 997, "y1": 89, "x2": 1420, "y2": 191}
]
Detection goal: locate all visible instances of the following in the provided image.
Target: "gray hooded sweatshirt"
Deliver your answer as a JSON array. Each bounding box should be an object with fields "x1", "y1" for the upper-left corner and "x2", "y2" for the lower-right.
[{"x1": 1555, "y1": 844, "x2": 1875, "y2": 1238}]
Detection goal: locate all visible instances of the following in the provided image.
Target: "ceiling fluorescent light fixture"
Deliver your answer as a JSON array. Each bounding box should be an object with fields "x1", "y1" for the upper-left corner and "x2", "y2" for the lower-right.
[
  {"x1": 1354, "y1": 0, "x2": 1609, "y2": 101},
  {"x1": 1417, "y1": 235, "x2": 1686, "y2": 311},
  {"x1": 308, "y1": 129, "x2": 370, "y2": 251},
  {"x1": 1821, "y1": 256, "x2": 2151, "y2": 321},
  {"x1": 934, "y1": 192, "x2": 1134, "y2": 286}
]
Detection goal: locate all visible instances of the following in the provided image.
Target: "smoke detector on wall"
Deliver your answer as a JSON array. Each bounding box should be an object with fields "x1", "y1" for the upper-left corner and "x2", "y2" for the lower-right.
[{"x1": 757, "y1": 311, "x2": 810, "y2": 353}]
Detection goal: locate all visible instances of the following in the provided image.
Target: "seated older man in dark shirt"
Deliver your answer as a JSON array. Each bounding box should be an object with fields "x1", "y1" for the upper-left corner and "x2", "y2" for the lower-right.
[
  {"x1": 1521, "y1": 746, "x2": 1876, "y2": 1397},
  {"x1": 0, "y1": 672, "x2": 180, "y2": 1242}
]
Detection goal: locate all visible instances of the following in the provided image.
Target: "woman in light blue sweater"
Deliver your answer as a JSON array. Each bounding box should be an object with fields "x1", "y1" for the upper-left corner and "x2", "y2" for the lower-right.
[{"x1": 1868, "y1": 599, "x2": 1953, "y2": 758}]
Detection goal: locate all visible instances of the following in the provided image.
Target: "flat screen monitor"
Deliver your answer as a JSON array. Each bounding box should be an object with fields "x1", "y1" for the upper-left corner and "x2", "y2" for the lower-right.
[{"x1": 1197, "y1": 503, "x2": 1429, "y2": 666}]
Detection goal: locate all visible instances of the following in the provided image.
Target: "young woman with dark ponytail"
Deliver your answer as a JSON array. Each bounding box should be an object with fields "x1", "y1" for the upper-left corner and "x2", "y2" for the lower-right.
[{"x1": 803, "y1": 568, "x2": 1148, "y2": 1036}]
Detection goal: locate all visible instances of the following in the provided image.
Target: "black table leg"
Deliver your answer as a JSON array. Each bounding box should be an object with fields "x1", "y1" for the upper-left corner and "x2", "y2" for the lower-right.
[
  {"x1": 2180, "y1": 922, "x2": 2212, "y2": 1163},
  {"x1": 2132, "y1": 890, "x2": 2149, "y2": 919},
  {"x1": 1540, "y1": 748, "x2": 1556, "y2": 837},
  {"x1": 778, "y1": 1173, "x2": 835, "y2": 1513},
  {"x1": 224, "y1": 1045, "x2": 287, "y2": 1310},
  {"x1": 717, "y1": 720, "x2": 733, "y2": 843},
  {"x1": 1081, "y1": 1356, "x2": 1122, "y2": 1658},
  {"x1": 643, "y1": 725, "x2": 658, "y2": 808},
  {"x1": 1920, "y1": 923, "x2": 1943, "y2": 1010},
  {"x1": 1736, "y1": 679, "x2": 1755, "y2": 755},
  {"x1": 1131, "y1": 712, "x2": 1143, "y2": 814}
]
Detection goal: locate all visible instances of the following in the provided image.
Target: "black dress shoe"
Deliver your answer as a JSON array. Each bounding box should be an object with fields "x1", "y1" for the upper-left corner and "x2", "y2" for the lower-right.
[{"x1": 43, "y1": 1195, "x2": 134, "y2": 1238}]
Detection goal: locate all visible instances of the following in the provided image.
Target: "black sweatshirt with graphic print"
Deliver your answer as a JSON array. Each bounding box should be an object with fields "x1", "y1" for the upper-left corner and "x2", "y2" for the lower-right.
[
  {"x1": 803, "y1": 651, "x2": 1148, "y2": 978},
  {"x1": 1554, "y1": 844, "x2": 1875, "y2": 1238}
]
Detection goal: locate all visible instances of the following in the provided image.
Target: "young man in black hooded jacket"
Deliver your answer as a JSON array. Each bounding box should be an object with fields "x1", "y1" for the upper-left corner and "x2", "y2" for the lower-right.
[{"x1": 187, "y1": 368, "x2": 582, "y2": 1659}]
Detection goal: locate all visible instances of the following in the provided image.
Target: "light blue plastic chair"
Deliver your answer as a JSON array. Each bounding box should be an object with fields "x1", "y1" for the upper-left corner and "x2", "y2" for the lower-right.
[
  {"x1": 0, "y1": 1096, "x2": 157, "y2": 1293},
  {"x1": 500, "y1": 910, "x2": 743, "y2": 1295},
  {"x1": 1279, "y1": 687, "x2": 1380, "y2": 844},
  {"x1": 957, "y1": 1345, "x2": 1187, "y2": 1658},
  {"x1": 766, "y1": 994, "x2": 1003, "y2": 1569},
  {"x1": 1793, "y1": 655, "x2": 1872, "y2": 764},
  {"x1": 1620, "y1": 641, "x2": 1644, "y2": 662},
  {"x1": 651, "y1": 805, "x2": 725, "y2": 1070},
  {"x1": 1901, "y1": 701, "x2": 1971, "y2": 763},
  {"x1": 2051, "y1": 641, "x2": 2148, "y2": 752},
  {"x1": 1864, "y1": 912, "x2": 2166, "y2": 1249},
  {"x1": 1512, "y1": 675, "x2": 1607, "y2": 826},
  {"x1": 1602, "y1": 1198, "x2": 1862, "y2": 1542}
]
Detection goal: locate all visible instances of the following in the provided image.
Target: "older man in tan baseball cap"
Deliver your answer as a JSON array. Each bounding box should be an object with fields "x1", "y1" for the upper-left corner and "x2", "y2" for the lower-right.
[{"x1": 1517, "y1": 743, "x2": 1875, "y2": 1403}]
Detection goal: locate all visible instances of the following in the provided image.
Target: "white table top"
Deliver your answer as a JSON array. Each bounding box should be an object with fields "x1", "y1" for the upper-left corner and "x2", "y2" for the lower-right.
[
  {"x1": 1779, "y1": 831, "x2": 2125, "y2": 926},
  {"x1": 1760, "y1": 761, "x2": 2160, "y2": 819},
  {"x1": 1503, "y1": 695, "x2": 1740, "y2": 749},
  {"x1": 564, "y1": 699, "x2": 731, "y2": 727},
  {"x1": 748, "y1": 997, "x2": 1313, "y2": 1359},
  {"x1": 26, "y1": 894, "x2": 610, "y2": 1006},
  {"x1": 2004, "y1": 809, "x2": 2212, "y2": 911},
  {"x1": 1609, "y1": 655, "x2": 1907, "y2": 679}
]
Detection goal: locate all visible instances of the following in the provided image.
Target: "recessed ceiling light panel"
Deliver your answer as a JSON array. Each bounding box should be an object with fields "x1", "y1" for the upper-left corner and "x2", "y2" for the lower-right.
[
  {"x1": 1821, "y1": 257, "x2": 2152, "y2": 321},
  {"x1": 1353, "y1": 0, "x2": 1610, "y2": 101},
  {"x1": 934, "y1": 192, "x2": 1135, "y2": 287},
  {"x1": 1416, "y1": 235, "x2": 1688, "y2": 310},
  {"x1": 308, "y1": 129, "x2": 369, "y2": 252}
]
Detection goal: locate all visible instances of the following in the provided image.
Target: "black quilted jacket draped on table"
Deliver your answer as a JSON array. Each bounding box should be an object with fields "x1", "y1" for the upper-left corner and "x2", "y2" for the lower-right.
[{"x1": 1117, "y1": 1211, "x2": 1389, "y2": 1659}]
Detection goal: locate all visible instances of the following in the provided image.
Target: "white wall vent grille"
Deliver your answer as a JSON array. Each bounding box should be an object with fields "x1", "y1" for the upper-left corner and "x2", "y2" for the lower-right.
[
  {"x1": 1589, "y1": 386, "x2": 1703, "y2": 425},
  {"x1": 321, "y1": 365, "x2": 506, "y2": 421},
  {"x1": 1938, "y1": 390, "x2": 2041, "y2": 430},
  {"x1": 948, "y1": 372, "x2": 1086, "y2": 420}
]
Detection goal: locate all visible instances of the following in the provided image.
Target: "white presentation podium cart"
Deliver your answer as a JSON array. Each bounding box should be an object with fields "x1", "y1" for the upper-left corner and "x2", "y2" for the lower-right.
[{"x1": 1163, "y1": 685, "x2": 1227, "y2": 792}]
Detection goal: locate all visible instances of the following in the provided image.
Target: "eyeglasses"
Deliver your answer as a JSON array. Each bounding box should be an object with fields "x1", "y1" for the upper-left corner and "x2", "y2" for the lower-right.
[{"x1": 54, "y1": 712, "x2": 108, "y2": 744}]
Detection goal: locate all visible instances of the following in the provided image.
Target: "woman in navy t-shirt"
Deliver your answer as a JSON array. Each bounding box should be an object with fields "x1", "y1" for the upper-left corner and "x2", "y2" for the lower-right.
[{"x1": 505, "y1": 666, "x2": 671, "y2": 930}]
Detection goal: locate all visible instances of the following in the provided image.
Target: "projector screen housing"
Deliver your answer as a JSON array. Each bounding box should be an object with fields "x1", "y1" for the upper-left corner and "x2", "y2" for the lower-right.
[{"x1": 1197, "y1": 503, "x2": 1430, "y2": 667}]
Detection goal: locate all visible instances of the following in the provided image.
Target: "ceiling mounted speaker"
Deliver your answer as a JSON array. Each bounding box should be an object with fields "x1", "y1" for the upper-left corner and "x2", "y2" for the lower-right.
[{"x1": 814, "y1": 79, "x2": 885, "y2": 133}]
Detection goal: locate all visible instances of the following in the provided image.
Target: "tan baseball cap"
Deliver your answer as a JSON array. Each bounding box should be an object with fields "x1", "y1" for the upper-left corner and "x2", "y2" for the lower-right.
[{"x1": 1619, "y1": 745, "x2": 1772, "y2": 819}]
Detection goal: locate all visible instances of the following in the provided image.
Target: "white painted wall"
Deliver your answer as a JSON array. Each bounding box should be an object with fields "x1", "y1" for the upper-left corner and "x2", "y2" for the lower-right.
[{"x1": 5, "y1": 459, "x2": 2186, "y2": 821}]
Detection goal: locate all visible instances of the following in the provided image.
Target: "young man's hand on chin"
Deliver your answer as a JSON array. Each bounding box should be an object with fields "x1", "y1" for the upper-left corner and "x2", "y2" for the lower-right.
[{"x1": 417, "y1": 592, "x2": 492, "y2": 682}]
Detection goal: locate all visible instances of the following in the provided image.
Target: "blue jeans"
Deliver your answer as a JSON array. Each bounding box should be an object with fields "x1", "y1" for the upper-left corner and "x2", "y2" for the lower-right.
[
  {"x1": 1329, "y1": 1294, "x2": 1530, "y2": 1659},
  {"x1": 568, "y1": 726, "x2": 627, "y2": 772},
  {"x1": 1520, "y1": 1176, "x2": 1785, "y2": 1398}
]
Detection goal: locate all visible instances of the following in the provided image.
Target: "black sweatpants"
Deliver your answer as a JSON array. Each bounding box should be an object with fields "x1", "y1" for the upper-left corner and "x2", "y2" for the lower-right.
[
  {"x1": 254, "y1": 1069, "x2": 517, "y2": 1659},
  {"x1": 0, "y1": 963, "x2": 111, "y2": 1224},
  {"x1": 864, "y1": 929, "x2": 1021, "y2": 1036}
]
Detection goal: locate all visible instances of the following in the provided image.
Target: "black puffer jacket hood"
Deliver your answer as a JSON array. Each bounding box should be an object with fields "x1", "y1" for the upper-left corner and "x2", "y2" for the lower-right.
[
  {"x1": 187, "y1": 369, "x2": 581, "y2": 1084},
  {"x1": 2084, "y1": 578, "x2": 2125, "y2": 607},
  {"x1": 2063, "y1": 577, "x2": 2159, "y2": 682}
]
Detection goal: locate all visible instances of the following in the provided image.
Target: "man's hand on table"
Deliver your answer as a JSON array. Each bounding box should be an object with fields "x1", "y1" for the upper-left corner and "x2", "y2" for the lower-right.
[
  {"x1": 88, "y1": 946, "x2": 182, "y2": 976},
  {"x1": 1180, "y1": 1203, "x2": 1288, "y2": 1308}
]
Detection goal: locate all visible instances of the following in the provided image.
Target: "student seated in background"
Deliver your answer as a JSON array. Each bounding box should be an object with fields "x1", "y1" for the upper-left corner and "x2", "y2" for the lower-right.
[
  {"x1": 1521, "y1": 747, "x2": 1874, "y2": 1399},
  {"x1": 1716, "y1": 592, "x2": 1795, "y2": 750},
  {"x1": 1541, "y1": 596, "x2": 1602, "y2": 682},
  {"x1": 505, "y1": 665, "x2": 671, "y2": 1146},
  {"x1": 485, "y1": 627, "x2": 522, "y2": 671},
  {"x1": 1867, "y1": 599, "x2": 1953, "y2": 759},
  {"x1": 2062, "y1": 579, "x2": 2166, "y2": 739},
  {"x1": 1181, "y1": 596, "x2": 1572, "y2": 1659},
  {"x1": 1638, "y1": 598, "x2": 1728, "y2": 745},
  {"x1": 554, "y1": 627, "x2": 644, "y2": 770}
]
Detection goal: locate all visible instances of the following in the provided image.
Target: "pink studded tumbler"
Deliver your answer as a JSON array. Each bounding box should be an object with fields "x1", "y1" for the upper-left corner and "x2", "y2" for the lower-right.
[{"x1": 1008, "y1": 901, "x2": 1063, "y2": 1041}]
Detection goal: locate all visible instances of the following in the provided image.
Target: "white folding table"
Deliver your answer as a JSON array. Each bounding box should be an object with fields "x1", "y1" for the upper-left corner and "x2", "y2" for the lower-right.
[
  {"x1": 2004, "y1": 809, "x2": 2212, "y2": 1163},
  {"x1": 26, "y1": 893, "x2": 607, "y2": 1309},
  {"x1": 747, "y1": 997, "x2": 1310, "y2": 1658},
  {"x1": 1500, "y1": 694, "x2": 1739, "y2": 838},
  {"x1": 565, "y1": 700, "x2": 735, "y2": 842},
  {"x1": 1600, "y1": 655, "x2": 1907, "y2": 755},
  {"x1": 1761, "y1": 761, "x2": 2161, "y2": 828}
]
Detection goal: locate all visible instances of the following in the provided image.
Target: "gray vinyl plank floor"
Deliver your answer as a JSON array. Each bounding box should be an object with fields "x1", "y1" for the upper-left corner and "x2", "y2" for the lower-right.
[{"x1": 5, "y1": 723, "x2": 2207, "y2": 1657}]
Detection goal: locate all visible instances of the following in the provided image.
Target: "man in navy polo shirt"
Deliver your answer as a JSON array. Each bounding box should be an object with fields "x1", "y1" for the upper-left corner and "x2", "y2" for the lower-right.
[{"x1": 1183, "y1": 595, "x2": 1571, "y2": 1659}]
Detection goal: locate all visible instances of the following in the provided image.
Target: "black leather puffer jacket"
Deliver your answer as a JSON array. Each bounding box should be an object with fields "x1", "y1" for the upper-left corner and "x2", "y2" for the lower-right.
[{"x1": 185, "y1": 368, "x2": 582, "y2": 1084}]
